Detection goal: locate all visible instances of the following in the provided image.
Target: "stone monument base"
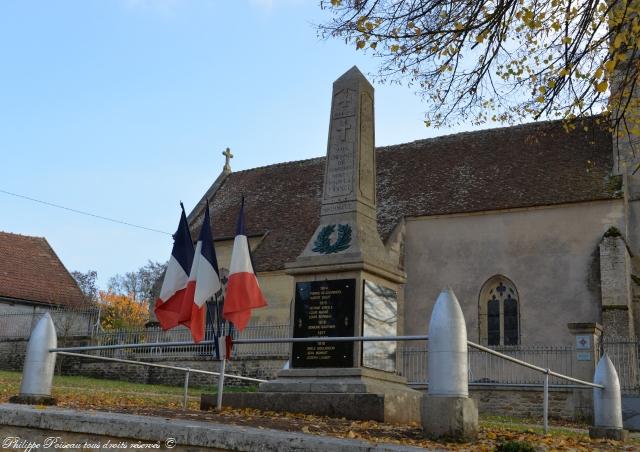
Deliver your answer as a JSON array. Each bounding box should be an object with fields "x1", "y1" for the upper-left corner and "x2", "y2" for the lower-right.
[
  {"x1": 202, "y1": 367, "x2": 421, "y2": 424},
  {"x1": 421, "y1": 395, "x2": 478, "y2": 440},
  {"x1": 9, "y1": 395, "x2": 57, "y2": 406},
  {"x1": 588, "y1": 427, "x2": 628, "y2": 441}
]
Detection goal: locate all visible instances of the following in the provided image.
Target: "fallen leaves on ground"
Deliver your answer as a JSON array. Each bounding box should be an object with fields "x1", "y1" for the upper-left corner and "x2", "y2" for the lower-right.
[
  {"x1": 97, "y1": 406, "x2": 635, "y2": 451},
  {"x1": 1, "y1": 371, "x2": 637, "y2": 450}
]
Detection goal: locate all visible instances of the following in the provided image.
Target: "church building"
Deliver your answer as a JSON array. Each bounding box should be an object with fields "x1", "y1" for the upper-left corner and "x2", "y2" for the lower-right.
[
  {"x1": 169, "y1": 68, "x2": 639, "y2": 408},
  {"x1": 185, "y1": 119, "x2": 636, "y2": 342}
]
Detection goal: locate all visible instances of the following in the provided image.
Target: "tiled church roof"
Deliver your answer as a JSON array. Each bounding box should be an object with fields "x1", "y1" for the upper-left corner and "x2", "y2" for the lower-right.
[
  {"x1": 0, "y1": 231, "x2": 86, "y2": 307},
  {"x1": 190, "y1": 117, "x2": 619, "y2": 272}
]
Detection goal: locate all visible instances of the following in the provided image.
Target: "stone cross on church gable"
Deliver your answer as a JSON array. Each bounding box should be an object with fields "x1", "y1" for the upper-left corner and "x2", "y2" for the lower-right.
[{"x1": 222, "y1": 147, "x2": 234, "y2": 173}]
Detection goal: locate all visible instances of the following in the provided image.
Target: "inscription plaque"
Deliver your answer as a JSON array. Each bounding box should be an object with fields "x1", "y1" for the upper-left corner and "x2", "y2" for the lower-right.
[
  {"x1": 332, "y1": 88, "x2": 356, "y2": 118},
  {"x1": 325, "y1": 140, "x2": 355, "y2": 198},
  {"x1": 292, "y1": 279, "x2": 355, "y2": 368},
  {"x1": 577, "y1": 352, "x2": 592, "y2": 361}
]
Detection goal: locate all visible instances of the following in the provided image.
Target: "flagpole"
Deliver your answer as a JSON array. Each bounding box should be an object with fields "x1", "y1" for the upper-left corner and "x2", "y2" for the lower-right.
[
  {"x1": 216, "y1": 357, "x2": 226, "y2": 411},
  {"x1": 213, "y1": 289, "x2": 226, "y2": 410}
]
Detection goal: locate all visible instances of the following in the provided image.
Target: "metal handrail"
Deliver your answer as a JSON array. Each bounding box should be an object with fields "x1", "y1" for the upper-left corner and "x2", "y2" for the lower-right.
[
  {"x1": 49, "y1": 335, "x2": 430, "y2": 353},
  {"x1": 50, "y1": 334, "x2": 600, "y2": 389},
  {"x1": 467, "y1": 341, "x2": 604, "y2": 389}
]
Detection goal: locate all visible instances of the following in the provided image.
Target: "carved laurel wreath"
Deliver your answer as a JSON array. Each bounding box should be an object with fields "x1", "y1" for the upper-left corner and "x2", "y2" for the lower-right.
[{"x1": 312, "y1": 224, "x2": 352, "y2": 254}]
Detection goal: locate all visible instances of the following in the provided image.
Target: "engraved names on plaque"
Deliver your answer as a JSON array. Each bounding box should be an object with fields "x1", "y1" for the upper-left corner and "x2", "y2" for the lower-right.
[{"x1": 292, "y1": 279, "x2": 355, "y2": 368}]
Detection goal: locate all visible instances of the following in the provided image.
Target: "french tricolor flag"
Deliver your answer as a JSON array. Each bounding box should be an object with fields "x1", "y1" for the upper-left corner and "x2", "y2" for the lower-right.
[
  {"x1": 154, "y1": 204, "x2": 195, "y2": 330},
  {"x1": 223, "y1": 198, "x2": 267, "y2": 332},
  {"x1": 183, "y1": 200, "x2": 221, "y2": 343}
]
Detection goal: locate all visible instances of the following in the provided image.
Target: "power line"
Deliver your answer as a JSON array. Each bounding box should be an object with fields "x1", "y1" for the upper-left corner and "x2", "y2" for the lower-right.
[{"x1": 0, "y1": 188, "x2": 172, "y2": 235}]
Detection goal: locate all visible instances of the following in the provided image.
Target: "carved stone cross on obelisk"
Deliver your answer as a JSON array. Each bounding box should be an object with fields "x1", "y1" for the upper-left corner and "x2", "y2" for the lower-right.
[{"x1": 293, "y1": 66, "x2": 388, "y2": 266}]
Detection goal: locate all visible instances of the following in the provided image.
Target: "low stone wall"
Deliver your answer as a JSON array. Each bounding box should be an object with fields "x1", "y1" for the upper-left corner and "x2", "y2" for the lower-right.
[
  {"x1": 410, "y1": 384, "x2": 591, "y2": 422},
  {"x1": 0, "y1": 339, "x2": 28, "y2": 371},
  {"x1": 471, "y1": 386, "x2": 591, "y2": 421},
  {"x1": 60, "y1": 355, "x2": 287, "y2": 388},
  {"x1": 0, "y1": 336, "x2": 286, "y2": 387}
]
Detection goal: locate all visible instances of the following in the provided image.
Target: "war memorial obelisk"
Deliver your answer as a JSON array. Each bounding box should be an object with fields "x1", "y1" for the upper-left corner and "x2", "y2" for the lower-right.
[{"x1": 219, "y1": 66, "x2": 421, "y2": 424}]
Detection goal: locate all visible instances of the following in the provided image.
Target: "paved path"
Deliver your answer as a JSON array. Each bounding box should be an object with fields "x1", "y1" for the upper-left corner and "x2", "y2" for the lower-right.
[{"x1": 0, "y1": 404, "x2": 431, "y2": 452}]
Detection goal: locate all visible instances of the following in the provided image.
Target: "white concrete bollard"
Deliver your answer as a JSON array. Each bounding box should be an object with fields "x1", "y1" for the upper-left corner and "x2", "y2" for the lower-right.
[
  {"x1": 428, "y1": 288, "x2": 468, "y2": 397},
  {"x1": 594, "y1": 354, "x2": 623, "y2": 428},
  {"x1": 422, "y1": 287, "x2": 477, "y2": 440},
  {"x1": 589, "y1": 354, "x2": 627, "y2": 440},
  {"x1": 18, "y1": 313, "x2": 57, "y2": 402}
]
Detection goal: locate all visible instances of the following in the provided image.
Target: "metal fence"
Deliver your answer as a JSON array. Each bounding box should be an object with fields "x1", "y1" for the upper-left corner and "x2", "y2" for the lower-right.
[
  {"x1": 0, "y1": 308, "x2": 99, "y2": 339},
  {"x1": 7, "y1": 309, "x2": 639, "y2": 392},
  {"x1": 92, "y1": 323, "x2": 290, "y2": 360},
  {"x1": 603, "y1": 340, "x2": 640, "y2": 393},
  {"x1": 400, "y1": 345, "x2": 575, "y2": 386}
]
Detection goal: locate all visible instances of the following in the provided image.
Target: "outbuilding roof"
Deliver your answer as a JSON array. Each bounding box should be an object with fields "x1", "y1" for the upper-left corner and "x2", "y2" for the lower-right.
[
  {"x1": 0, "y1": 231, "x2": 86, "y2": 307},
  {"x1": 190, "y1": 117, "x2": 619, "y2": 272}
]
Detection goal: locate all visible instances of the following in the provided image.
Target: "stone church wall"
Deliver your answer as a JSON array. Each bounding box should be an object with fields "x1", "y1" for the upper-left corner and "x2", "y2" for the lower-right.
[{"x1": 403, "y1": 199, "x2": 626, "y2": 346}]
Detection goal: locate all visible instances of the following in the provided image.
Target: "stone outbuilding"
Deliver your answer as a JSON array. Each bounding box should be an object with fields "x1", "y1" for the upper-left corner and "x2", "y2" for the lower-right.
[{"x1": 0, "y1": 230, "x2": 86, "y2": 315}]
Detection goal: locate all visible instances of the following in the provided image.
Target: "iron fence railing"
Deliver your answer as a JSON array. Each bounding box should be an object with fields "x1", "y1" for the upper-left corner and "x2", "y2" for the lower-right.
[
  {"x1": 400, "y1": 345, "x2": 575, "y2": 386},
  {"x1": 0, "y1": 308, "x2": 99, "y2": 339},
  {"x1": 92, "y1": 323, "x2": 290, "y2": 360},
  {"x1": 8, "y1": 311, "x2": 638, "y2": 392},
  {"x1": 603, "y1": 340, "x2": 640, "y2": 393}
]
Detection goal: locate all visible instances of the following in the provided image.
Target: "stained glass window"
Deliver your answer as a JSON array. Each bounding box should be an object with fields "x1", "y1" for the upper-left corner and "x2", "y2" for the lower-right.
[
  {"x1": 480, "y1": 276, "x2": 519, "y2": 346},
  {"x1": 504, "y1": 295, "x2": 518, "y2": 345},
  {"x1": 488, "y1": 296, "x2": 500, "y2": 346}
]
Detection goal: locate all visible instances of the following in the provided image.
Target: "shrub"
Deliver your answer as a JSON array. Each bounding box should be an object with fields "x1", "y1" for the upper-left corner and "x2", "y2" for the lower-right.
[{"x1": 494, "y1": 440, "x2": 536, "y2": 452}]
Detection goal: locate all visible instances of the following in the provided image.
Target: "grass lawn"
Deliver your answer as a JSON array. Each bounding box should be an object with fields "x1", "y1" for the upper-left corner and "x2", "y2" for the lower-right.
[{"x1": 0, "y1": 370, "x2": 255, "y2": 410}]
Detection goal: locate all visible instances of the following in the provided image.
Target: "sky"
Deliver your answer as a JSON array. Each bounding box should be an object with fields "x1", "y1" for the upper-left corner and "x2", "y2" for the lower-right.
[{"x1": 0, "y1": 0, "x2": 473, "y2": 288}]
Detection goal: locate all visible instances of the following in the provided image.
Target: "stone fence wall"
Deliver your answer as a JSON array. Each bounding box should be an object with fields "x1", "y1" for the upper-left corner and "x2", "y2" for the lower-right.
[
  {"x1": 472, "y1": 386, "x2": 591, "y2": 421},
  {"x1": 0, "y1": 336, "x2": 286, "y2": 388},
  {"x1": 59, "y1": 354, "x2": 288, "y2": 388},
  {"x1": 410, "y1": 383, "x2": 591, "y2": 421}
]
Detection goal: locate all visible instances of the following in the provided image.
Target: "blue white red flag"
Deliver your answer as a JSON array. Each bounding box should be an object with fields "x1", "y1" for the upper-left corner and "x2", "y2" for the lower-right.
[
  {"x1": 154, "y1": 203, "x2": 195, "y2": 330},
  {"x1": 183, "y1": 200, "x2": 222, "y2": 343},
  {"x1": 223, "y1": 197, "x2": 267, "y2": 332}
]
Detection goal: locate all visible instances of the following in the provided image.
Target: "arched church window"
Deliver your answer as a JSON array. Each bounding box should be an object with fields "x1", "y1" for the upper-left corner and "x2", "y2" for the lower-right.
[
  {"x1": 487, "y1": 296, "x2": 500, "y2": 346},
  {"x1": 478, "y1": 276, "x2": 520, "y2": 346}
]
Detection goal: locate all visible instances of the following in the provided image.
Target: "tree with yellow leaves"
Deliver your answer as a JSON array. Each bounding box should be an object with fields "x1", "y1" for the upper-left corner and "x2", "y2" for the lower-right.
[
  {"x1": 99, "y1": 290, "x2": 149, "y2": 331},
  {"x1": 320, "y1": 0, "x2": 640, "y2": 169}
]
